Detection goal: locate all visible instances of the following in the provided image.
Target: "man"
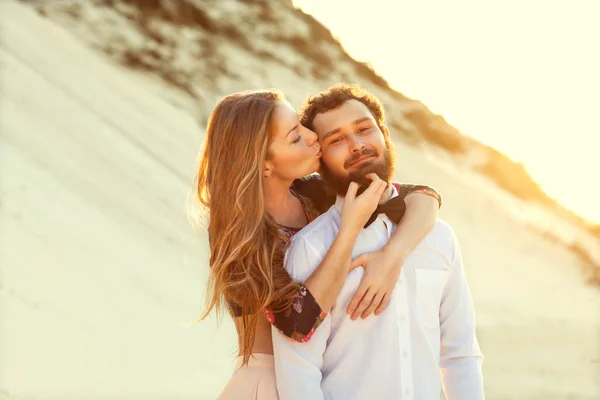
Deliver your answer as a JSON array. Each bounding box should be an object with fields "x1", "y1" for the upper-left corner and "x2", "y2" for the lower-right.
[{"x1": 271, "y1": 84, "x2": 484, "y2": 399}]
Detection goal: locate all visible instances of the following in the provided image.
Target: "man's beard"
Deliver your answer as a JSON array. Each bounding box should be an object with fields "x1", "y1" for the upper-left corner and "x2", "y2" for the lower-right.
[{"x1": 320, "y1": 146, "x2": 395, "y2": 197}]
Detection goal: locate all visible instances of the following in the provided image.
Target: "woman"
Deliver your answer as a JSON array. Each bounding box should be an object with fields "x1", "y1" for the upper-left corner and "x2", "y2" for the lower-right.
[{"x1": 193, "y1": 89, "x2": 441, "y2": 399}]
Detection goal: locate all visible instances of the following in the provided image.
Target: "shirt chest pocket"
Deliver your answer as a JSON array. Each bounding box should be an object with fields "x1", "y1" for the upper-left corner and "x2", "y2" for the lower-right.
[{"x1": 415, "y1": 269, "x2": 449, "y2": 330}]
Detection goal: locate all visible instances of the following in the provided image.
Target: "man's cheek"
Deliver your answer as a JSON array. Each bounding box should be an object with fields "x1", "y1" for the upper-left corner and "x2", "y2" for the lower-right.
[
  {"x1": 327, "y1": 159, "x2": 344, "y2": 175},
  {"x1": 327, "y1": 150, "x2": 344, "y2": 169}
]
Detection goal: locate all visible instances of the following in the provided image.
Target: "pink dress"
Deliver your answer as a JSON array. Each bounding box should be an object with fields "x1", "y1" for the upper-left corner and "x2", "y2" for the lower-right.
[{"x1": 217, "y1": 354, "x2": 278, "y2": 400}]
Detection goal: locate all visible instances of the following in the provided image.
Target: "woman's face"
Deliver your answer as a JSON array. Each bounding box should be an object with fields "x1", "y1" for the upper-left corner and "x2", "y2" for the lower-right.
[{"x1": 265, "y1": 101, "x2": 321, "y2": 181}]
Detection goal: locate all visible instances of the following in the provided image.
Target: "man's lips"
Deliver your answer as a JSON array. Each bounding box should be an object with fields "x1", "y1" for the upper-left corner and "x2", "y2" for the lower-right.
[{"x1": 348, "y1": 155, "x2": 375, "y2": 167}]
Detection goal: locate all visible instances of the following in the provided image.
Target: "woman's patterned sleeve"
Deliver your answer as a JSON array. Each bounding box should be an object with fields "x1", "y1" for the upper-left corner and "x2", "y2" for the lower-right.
[
  {"x1": 265, "y1": 285, "x2": 327, "y2": 343},
  {"x1": 292, "y1": 174, "x2": 335, "y2": 214},
  {"x1": 394, "y1": 183, "x2": 442, "y2": 208}
]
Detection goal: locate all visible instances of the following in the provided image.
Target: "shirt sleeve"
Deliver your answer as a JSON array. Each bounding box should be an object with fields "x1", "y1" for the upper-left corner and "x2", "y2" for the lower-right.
[
  {"x1": 439, "y1": 226, "x2": 484, "y2": 399},
  {"x1": 395, "y1": 183, "x2": 442, "y2": 208},
  {"x1": 266, "y1": 283, "x2": 327, "y2": 343},
  {"x1": 272, "y1": 236, "x2": 329, "y2": 400}
]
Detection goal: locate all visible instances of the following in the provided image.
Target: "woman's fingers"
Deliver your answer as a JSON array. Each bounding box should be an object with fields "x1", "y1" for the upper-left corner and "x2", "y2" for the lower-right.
[
  {"x1": 365, "y1": 172, "x2": 380, "y2": 183},
  {"x1": 361, "y1": 291, "x2": 384, "y2": 319},
  {"x1": 349, "y1": 174, "x2": 388, "y2": 208},
  {"x1": 349, "y1": 253, "x2": 368, "y2": 271},
  {"x1": 347, "y1": 281, "x2": 369, "y2": 315},
  {"x1": 366, "y1": 174, "x2": 387, "y2": 199},
  {"x1": 345, "y1": 181, "x2": 360, "y2": 201},
  {"x1": 377, "y1": 180, "x2": 387, "y2": 197},
  {"x1": 359, "y1": 179, "x2": 385, "y2": 208},
  {"x1": 374, "y1": 292, "x2": 391, "y2": 316},
  {"x1": 351, "y1": 287, "x2": 375, "y2": 320}
]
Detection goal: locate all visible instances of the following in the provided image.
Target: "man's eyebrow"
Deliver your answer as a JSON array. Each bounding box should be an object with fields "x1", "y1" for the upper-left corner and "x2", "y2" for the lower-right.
[
  {"x1": 322, "y1": 117, "x2": 372, "y2": 142},
  {"x1": 321, "y1": 127, "x2": 341, "y2": 142},
  {"x1": 353, "y1": 117, "x2": 371, "y2": 125},
  {"x1": 286, "y1": 124, "x2": 299, "y2": 137}
]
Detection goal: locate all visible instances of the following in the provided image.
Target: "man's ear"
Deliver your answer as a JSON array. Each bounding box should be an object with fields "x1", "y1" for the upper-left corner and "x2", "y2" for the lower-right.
[{"x1": 381, "y1": 124, "x2": 390, "y2": 138}]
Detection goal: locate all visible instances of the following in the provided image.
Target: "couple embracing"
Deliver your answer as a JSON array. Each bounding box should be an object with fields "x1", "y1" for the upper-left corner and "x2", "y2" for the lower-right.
[{"x1": 194, "y1": 83, "x2": 484, "y2": 399}]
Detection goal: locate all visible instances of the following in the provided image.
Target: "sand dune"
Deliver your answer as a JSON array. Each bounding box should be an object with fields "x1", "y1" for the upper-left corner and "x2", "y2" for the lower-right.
[{"x1": 1, "y1": 1, "x2": 598, "y2": 399}]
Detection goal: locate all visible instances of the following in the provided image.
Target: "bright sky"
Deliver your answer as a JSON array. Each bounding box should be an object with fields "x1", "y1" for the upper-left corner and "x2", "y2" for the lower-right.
[{"x1": 293, "y1": 0, "x2": 600, "y2": 223}]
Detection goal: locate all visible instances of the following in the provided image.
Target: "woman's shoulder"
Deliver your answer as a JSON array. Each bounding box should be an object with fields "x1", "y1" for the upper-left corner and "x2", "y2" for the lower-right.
[
  {"x1": 394, "y1": 183, "x2": 442, "y2": 207},
  {"x1": 292, "y1": 174, "x2": 326, "y2": 193}
]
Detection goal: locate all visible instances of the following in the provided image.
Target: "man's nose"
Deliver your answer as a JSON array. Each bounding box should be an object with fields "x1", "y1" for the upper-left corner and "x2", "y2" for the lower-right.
[{"x1": 349, "y1": 135, "x2": 365, "y2": 152}]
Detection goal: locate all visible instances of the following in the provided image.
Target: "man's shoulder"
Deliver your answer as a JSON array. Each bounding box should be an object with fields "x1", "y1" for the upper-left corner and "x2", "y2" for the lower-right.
[
  {"x1": 284, "y1": 209, "x2": 339, "y2": 278},
  {"x1": 416, "y1": 219, "x2": 458, "y2": 260},
  {"x1": 430, "y1": 219, "x2": 456, "y2": 238},
  {"x1": 292, "y1": 207, "x2": 339, "y2": 246}
]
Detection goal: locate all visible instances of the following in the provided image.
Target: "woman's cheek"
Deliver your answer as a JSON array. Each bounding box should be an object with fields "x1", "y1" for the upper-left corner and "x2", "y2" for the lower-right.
[{"x1": 301, "y1": 147, "x2": 313, "y2": 163}]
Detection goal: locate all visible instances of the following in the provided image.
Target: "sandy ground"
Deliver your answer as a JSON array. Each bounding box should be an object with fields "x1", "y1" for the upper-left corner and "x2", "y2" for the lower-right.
[{"x1": 1, "y1": 1, "x2": 599, "y2": 399}]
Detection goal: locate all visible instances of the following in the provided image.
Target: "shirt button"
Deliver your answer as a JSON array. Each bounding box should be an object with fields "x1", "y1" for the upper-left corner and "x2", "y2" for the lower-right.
[
  {"x1": 404, "y1": 388, "x2": 411, "y2": 395},
  {"x1": 399, "y1": 314, "x2": 406, "y2": 322},
  {"x1": 402, "y1": 350, "x2": 408, "y2": 358}
]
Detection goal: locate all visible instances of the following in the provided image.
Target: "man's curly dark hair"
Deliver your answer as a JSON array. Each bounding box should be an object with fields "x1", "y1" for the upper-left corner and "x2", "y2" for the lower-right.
[{"x1": 299, "y1": 83, "x2": 386, "y2": 133}]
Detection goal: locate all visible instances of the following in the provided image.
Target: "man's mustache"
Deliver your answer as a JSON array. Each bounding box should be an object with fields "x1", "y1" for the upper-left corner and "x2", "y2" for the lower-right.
[{"x1": 344, "y1": 148, "x2": 378, "y2": 169}]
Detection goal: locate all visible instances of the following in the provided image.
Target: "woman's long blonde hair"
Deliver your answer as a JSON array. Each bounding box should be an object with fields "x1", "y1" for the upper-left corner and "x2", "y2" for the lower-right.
[{"x1": 194, "y1": 90, "x2": 300, "y2": 365}]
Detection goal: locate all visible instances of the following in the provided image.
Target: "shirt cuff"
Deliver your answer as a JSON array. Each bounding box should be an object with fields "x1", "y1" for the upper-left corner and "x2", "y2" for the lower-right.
[
  {"x1": 403, "y1": 184, "x2": 442, "y2": 208},
  {"x1": 267, "y1": 285, "x2": 327, "y2": 343}
]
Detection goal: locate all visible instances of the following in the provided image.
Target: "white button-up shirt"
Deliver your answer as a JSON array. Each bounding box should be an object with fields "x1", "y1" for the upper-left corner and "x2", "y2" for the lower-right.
[{"x1": 272, "y1": 190, "x2": 484, "y2": 400}]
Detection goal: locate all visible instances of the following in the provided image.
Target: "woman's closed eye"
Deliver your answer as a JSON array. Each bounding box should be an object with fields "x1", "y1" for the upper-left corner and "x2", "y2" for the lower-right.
[
  {"x1": 357, "y1": 127, "x2": 370, "y2": 134},
  {"x1": 292, "y1": 135, "x2": 301, "y2": 144}
]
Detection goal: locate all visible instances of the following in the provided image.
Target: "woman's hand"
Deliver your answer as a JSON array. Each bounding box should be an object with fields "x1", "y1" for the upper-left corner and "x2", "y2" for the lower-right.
[
  {"x1": 346, "y1": 247, "x2": 406, "y2": 320},
  {"x1": 345, "y1": 185, "x2": 439, "y2": 320},
  {"x1": 340, "y1": 173, "x2": 387, "y2": 234},
  {"x1": 300, "y1": 173, "x2": 388, "y2": 316}
]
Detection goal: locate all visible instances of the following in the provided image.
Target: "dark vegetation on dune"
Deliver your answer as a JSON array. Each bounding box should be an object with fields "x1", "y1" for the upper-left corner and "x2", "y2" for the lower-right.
[{"x1": 24, "y1": 0, "x2": 600, "y2": 282}]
